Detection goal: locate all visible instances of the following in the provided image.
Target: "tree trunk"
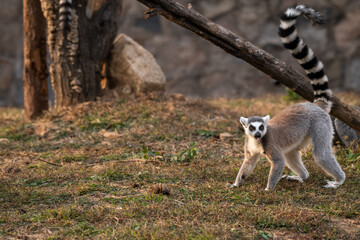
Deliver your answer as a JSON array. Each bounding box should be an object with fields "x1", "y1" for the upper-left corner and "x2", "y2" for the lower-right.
[
  {"x1": 23, "y1": 0, "x2": 49, "y2": 120},
  {"x1": 40, "y1": 0, "x2": 122, "y2": 109},
  {"x1": 136, "y1": 0, "x2": 360, "y2": 134}
]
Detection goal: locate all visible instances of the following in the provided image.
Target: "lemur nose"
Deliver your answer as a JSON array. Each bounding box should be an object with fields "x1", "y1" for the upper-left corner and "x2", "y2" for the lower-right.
[{"x1": 254, "y1": 132, "x2": 261, "y2": 139}]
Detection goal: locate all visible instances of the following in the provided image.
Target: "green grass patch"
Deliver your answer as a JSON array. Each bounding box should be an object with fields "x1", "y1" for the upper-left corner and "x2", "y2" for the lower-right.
[{"x1": 1, "y1": 96, "x2": 360, "y2": 239}]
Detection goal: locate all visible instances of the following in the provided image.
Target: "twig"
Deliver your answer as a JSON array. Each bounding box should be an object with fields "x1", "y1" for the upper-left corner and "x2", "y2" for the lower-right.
[
  {"x1": 145, "y1": 7, "x2": 163, "y2": 19},
  {"x1": 34, "y1": 156, "x2": 63, "y2": 167},
  {"x1": 118, "y1": 159, "x2": 163, "y2": 164},
  {"x1": 172, "y1": 199, "x2": 185, "y2": 205}
]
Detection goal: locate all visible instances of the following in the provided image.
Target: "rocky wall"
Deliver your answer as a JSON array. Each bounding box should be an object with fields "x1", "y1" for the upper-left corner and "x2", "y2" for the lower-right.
[
  {"x1": 121, "y1": 0, "x2": 360, "y2": 98},
  {"x1": 0, "y1": 0, "x2": 23, "y2": 106},
  {"x1": 1, "y1": 0, "x2": 359, "y2": 106}
]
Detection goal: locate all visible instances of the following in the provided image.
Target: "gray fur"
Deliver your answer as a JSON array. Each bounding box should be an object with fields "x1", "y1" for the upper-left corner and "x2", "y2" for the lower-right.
[
  {"x1": 227, "y1": 102, "x2": 346, "y2": 190},
  {"x1": 248, "y1": 116, "x2": 265, "y2": 124}
]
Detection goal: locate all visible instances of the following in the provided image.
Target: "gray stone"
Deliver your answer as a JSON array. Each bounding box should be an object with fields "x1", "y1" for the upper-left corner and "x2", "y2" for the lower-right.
[
  {"x1": 0, "y1": 0, "x2": 21, "y2": 22},
  {"x1": 326, "y1": 59, "x2": 344, "y2": 88},
  {"x1": 330, "y1": 0, "x2": 350, "y2": 9},
  {"x1": 345, "y1": 58, "x2": 360, "y2": 91},
  {"x1": 258, "y1": 23, "x2": 281, "y2": 47},
  {"x1": 197, "y1": 0, "x2": 236, "y2": 19},
  {"x1": 235, "y1": 1, "x2": 269, "y2": 40},
  {"x1": 220, "y1": 132, "x2": 234, "y2": 140},
  {"x1": 108, "y1": 34, "x2": 166, "y2": 94},
  {"x1": 334, "y1": 9, "x2": 360, "y2": 50},
  {"x1": 0, "y1": 0, "x2": 22, "y2": 106},
  {"x1": 300, "y1": 27, "x2": 328, "y2": 55},
  {"x1": 0, "y1": 58, "x2": 13, "y2": 91}
]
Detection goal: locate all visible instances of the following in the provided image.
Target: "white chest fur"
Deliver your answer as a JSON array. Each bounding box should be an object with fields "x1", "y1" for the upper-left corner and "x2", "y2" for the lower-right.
[{"x1": 247, "y1": 137, "x2": 263, "y2": 154}]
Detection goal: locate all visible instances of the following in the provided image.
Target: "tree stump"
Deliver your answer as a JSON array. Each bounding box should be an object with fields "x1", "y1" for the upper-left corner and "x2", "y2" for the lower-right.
[{"x1": 40, "y1": 0, "x2": 122, "y2": 109}]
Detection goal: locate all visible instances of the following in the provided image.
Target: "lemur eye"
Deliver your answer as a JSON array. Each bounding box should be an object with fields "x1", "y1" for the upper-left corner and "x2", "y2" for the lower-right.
[
  {"x1": 249, "y1": 125, "x2": 255, "y2": 131},
  {"x1": 259, "y1": 125, "x2": 264, "y2": 131}
]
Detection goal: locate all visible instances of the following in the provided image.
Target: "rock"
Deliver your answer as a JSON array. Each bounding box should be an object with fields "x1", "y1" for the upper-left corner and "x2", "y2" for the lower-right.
[
  {"x1": 197, "y1": 0, "x2": 236, "y2": 19},
  {"x1": 170, "y1": 93, "x2": 188, "y2": 101},
  {"x1": 258, "y1": 23, "x2": 281, "y2": 48},
  {"x1": 153, "y1": 37, "x2": 207, "y2": 83},
  {"x1": 326, "y1": 59, "x2": 343, "y2": 88},
  {"x1": 334, "y1": 9, "x2": 360, "y2": 50},
  {"x1": 122, "y1": 84, "x2": 132, "y2": 95},
  {"x1": 0, "y1": 58, "x2": 13, "y2": 91},
  {"x1": 0, "y1": 0, "x2": 22, "y2": 106},
  {"x1": 330, "y1": 0, "x2": 350, "y2": 9},
  {"x1": 0, "y1": 138, "x2": 10, "y2": 143},
  {"x1": 279, "y1": 0, "x2": 329, "y2": 14},
  {"x1": 345, "y1": 58, "x2": 360, "y2": 91},
  {"x1": 0, "y1": 16, "x2": 22, "y2": 59},
  {"x1": 0, "y1": 0, "x2": 21, "y2": 21},
  {"x1": 102, "y1": 131, "x2": 121, "y2": 139},
  {"x1": 32, "y1": 121, "x2": 59, "y2": 138},
  {"x1": 219, "y1": 132, "x2": 234, "y2": 140},
  {"x1": 236, "y1": 0, "x2": 269, "y2": 40},
  {"x1": 300, "y1": 27, "x2": 328, "y2": 55},
  {"x1": 108, "y1": 34, "x2": 166, "y2": 94},
  {"x1": 199, "y1": 72, "x2": 237, "y2": 98}
]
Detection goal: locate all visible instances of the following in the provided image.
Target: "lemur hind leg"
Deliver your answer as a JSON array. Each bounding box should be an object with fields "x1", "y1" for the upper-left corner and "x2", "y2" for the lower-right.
[
  {"x1": 311, "y1": 124, "x2": 346, "y2": 188},
  {"x1": 282, "y1": 150, "x2": 309, "y2": 183}
]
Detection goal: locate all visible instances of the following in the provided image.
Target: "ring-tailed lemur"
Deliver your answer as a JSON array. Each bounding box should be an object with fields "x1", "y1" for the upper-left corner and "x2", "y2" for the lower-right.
[
  {"x1": 59, "y1": 0, "x2": 97, "y2": 30},
  {"x1": 226, "y1": 5, "x2": 345, "y2": 190},
  {"x1": 59, "y1": 0, "x2": 72, "y2": 31}
]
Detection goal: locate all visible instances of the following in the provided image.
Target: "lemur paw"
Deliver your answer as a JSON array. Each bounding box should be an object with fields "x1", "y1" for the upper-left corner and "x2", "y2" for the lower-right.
[
  {"x1": 282, "y1": 175, "x2": 304, "y2": 183},
  {"x1": 226, "y1": 183, "x2": 237, "y2": 188},
  {"x1": 324, "y1": 180, "x2": 342, "y2": 189}
]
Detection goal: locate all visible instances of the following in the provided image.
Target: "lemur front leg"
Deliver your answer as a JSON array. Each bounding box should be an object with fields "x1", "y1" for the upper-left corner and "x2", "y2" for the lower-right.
[
  {"x1": 226, "y1": 151, "x2": 260, "y2": 188},
  {"x1": 265, "y1": 151, "x2": 285, "y2": 191}
]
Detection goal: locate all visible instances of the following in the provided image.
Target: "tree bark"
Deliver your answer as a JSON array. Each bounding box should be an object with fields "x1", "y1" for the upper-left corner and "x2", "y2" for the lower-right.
[
  {"x1": 23, "y1": 0, "x2": 49, "y2": 120},
  {"x1": 40, "y1": 0, "x2": 122, "y2": 109},
  {"x1": 136, "y1": 0, "x2": 360, "y2": 134}
]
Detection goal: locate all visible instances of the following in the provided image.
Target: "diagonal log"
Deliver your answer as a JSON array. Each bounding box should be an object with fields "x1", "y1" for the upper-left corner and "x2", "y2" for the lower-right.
[{"x1": 136, "y1": 0, "x2": 360, "y2": 134}]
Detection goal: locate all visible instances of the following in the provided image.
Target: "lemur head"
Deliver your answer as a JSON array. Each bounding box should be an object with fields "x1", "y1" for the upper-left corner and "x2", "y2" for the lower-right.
[{"x1": 240, "y1": 115, "x2": 270, "y2": 140}]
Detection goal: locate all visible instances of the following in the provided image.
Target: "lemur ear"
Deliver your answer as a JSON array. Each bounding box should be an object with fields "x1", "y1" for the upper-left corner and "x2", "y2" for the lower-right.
[
  {"x1": 263, "y1": 115, "x2": 270, "y2": 124},
  {"x1": 240, "y1": 117, "x2": 248, "y2": 127}
]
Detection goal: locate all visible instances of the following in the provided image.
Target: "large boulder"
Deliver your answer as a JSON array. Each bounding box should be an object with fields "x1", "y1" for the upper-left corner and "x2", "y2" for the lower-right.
[{"x1": 108, "y1": 34, "x2": 166, "y2": 95}]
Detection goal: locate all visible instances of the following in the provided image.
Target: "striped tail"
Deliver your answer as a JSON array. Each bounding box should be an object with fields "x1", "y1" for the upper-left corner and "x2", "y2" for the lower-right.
[
  {"x1": 59, "y1": 0, "x2": 72, "y2": 31},
  {"x1": 279, "y1": 5, "x2": 332, "y2": 113}
]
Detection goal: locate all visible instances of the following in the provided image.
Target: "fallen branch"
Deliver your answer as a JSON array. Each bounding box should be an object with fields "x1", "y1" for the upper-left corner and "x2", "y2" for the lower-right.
[
  {"x1": 34, "y1": 156, "x2": 63, "y2": 167},
  {"x1": 136, "y1": 0, "x2": 360, "y2": 134},
  {"x1": 118, "y1": 159, "x2": 163, "y2": 164}
]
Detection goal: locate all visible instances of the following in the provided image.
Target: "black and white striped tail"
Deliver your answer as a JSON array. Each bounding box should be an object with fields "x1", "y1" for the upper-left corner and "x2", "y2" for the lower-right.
[
  {"x1": 279, "y1": 5, "x2": 332, "y2": 113},
  {"x1": 59, "y1": 0, "x2": 72, "y2": 31}
]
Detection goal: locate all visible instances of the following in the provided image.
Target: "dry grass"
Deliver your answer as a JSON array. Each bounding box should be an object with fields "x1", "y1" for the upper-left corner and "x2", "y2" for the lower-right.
[{"x1": 0, "y1": 93, "x2": 359, "y2": 239}]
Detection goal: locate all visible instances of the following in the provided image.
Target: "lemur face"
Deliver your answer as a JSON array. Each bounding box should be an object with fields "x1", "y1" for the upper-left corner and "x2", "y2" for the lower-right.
[{"x1": 240, "y1": 115, "x2": 270, "y2": 140}]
